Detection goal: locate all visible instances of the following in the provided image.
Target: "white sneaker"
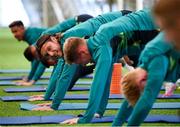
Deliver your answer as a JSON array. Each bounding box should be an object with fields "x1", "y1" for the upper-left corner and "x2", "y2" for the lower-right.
[
  {"x1": 94, "y1": 113, "x2": 101, "y2": 118},
  {"x1": 176, "y1": 79, "x2": 180, "y2": 88},
  {"x1": 163, "y1": 82, "x2": 176, "y2": 97}
]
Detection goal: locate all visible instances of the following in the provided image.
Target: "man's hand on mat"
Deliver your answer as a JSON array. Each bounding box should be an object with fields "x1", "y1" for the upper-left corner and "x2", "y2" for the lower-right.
[
  {"x1": 61, "y1": 118, "x2": 79, "y2": 125},
  {"x1": 15, "y1": 80, "x2": 26, "y2": 85},
  {"x1": 33, "y1": 106, "x2": 53, "y2": 111},
  {"x1": 32, "y1": 103, "x2": 53, "y2": 111},
  {"x1": 37, "y1": 103, "x2": 51, "y2": 106},
  {"x1": 29, "y1": 95, "x2": 44, "y2": 101},
  {"x1": 15, "y1": 76, "x2": 28, "y2": 84},
  {"x1": 18, "y1": 80, "x2": 35, "y2": 86}
]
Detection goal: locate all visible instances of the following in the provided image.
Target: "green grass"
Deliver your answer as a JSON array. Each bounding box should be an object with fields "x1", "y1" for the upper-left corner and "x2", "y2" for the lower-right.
[
  {"x1": 0, "y1": 28, "x2": 180, "y2": 126},
  {"x1": 0, "y1": 28, "x2": 29, "y2": 69}
]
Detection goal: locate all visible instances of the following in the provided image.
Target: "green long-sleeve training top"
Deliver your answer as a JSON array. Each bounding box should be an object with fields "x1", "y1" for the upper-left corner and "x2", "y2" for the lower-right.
[
  {"x1": 26, "y1": 17, "x2": 79, "y2": 82},
  {"x1": 23, "y1": 27, "x2": 47, "y2": 81},
  {"x1": 24, "y1": 27, "x2": 46, "y2": 45},
  {"x1": 42, "y1": 15, "x2": 93, "y2": 100},
  {"x1": 78, "y1": 9, "x2": 158, "y2": 123},
  {"x1": 112, "y1": 32, "x2": 180, "y2": 126},
  {"x1": 50, "y1": 11, "x2": 125, "y2": 109}
]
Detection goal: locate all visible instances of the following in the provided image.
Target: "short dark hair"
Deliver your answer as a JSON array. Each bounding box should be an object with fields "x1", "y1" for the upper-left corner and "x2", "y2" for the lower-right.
[
  {"x1": 36, "y1": 34, "x2": 61, "y2": 58},
  {"x1": 23, "y1": 46, "x2": 35, "y2": 61},
  {"x1": 36, "y1": 34, "x2": 62, "y2": 67},
  {"x1": 9, "y1": 20, "x2": 24, "y2": 28}
]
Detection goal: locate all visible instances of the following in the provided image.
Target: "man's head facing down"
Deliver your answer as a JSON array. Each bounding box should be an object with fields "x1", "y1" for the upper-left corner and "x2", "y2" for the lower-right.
[
  {"x1": 36, "y1": 34, "x2": 62, "y2": 66},
  {"x1": 24, "y1": 45, "x2": 57, "y2": 67},
  {"x1": 9, "y1": 20, "x2": 25, "y2": 41},
  {"x1": 24, "y1": 45, "x2": 39, "y2": 61},
  {"x1": 153, "y1": 0, "x2": 180, "y2": 50},
  {"x1": 122, "y1": 68, "x2": 147, "y2": 106},
  {"x1": 63, "y1": 37, "x2": 92, "y2": 65}
]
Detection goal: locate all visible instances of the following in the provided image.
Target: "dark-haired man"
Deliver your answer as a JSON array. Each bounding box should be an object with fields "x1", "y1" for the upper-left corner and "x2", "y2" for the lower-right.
[
  {"x1": 9, "y1": 20, "x2": 47, "y2": 85},
  {"x1": 9, "y1": 14, "x2": 93, "y2": 85},
  {"x1": 26, "y1": 14, "x2": 95, "y2": 101}
]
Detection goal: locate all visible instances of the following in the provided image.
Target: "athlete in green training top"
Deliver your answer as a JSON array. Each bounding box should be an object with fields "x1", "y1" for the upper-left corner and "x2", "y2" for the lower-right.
[
  {"x1": 112, "y1": 0, "x2": 180, "y2": 125},
  {"x1": 61, "y1": 9, "x2": 159, "y2": 124},
  {"x1": 9, "y1": 20, "x2": 47, "y2": 86},
  {"x1": 29, "y1": 14, "x2": 95, "y2": 102},
  {"x1": 112, "y1": 32, "x2": 179, "y2": 126}
]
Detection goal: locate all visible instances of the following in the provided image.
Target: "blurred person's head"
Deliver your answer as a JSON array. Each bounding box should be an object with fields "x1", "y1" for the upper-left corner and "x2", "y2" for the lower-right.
[
  {"x1": 9, "y1": 20, "x2": 25, "y2": 41},
  {"x1": 24, "y1": 45, "x2": 38, "y2": 61},
  {"x1": 153, "y1": 0, "x2": 180, "y2": 50},
  {"x1": 63, "y1": 37, "x2": 92, "y2": 65},
  {"x1": 36, "y1": 34, "x2": 62, "y2": 64},
  {"x1": 122, "y1": 68, "x2": 147, "y2": 106}
]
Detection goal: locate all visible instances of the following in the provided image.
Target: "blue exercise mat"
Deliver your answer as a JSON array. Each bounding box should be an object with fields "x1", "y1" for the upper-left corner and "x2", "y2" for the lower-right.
[
  {"x1": 4, "y1": 86, "x2": 90, "y2": 93},
  {"x1": 0, "y1": 76, "x2": 50, "y2": 81},
  {"x1": 1, "y1": 94, "x2": 180, "y2": 102},
  {"x1": 0, "y1": 69, "x2": 53, "y2": 73},
  {"x1": 0, "y1": 80, "x2": 91, "y2": 86},
  {"x1": 0, "y1": 81, "x2": 49, "y2": 86},
  {"x1": 20, "y1": 102, "x2": 180, "y2": 110},
  {"x1": 0, "y1": 74, "x2": 93, "y2": 81},
  {"x1": 4, "y1": 86, "x2": 165, "y2": 92},
  {"x1": 0, "y1": 114, "x2": 179, "y2": 125}
]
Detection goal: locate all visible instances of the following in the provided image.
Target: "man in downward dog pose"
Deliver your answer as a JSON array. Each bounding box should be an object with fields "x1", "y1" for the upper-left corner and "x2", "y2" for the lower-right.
[
  {"x1": 9, "y1": 20, "x2": 47, "y2": 86},
  {"x1": 28, "y1": 14, "x2": 95, "y2": 101},
  {"x1": 112, "y1": 32, "x2": 179, "y2": 126},
  {"x1": 112, "y1": 1, "x2": 180, "y2": 125}
]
